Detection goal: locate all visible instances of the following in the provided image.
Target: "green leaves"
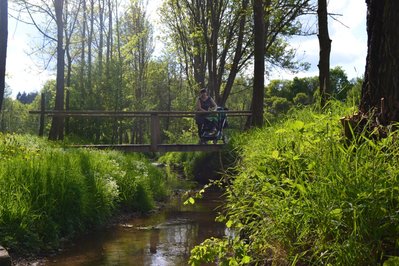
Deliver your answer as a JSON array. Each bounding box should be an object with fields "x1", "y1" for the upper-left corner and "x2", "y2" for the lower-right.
[
  {"x1": 0, "y1": 134, "x2": 166, "y2": 254},
  {"x1": 193, "y1": 103, "x2": 399, "y2": 265},
  {"x1": 184, "y1": 197, "x2": 195, "y2": 205}
]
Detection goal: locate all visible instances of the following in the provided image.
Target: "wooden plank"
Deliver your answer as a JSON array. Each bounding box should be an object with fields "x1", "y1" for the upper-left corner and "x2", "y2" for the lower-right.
[{"x1": 71, "y1": 144, "x2": 224, "y2": 152}]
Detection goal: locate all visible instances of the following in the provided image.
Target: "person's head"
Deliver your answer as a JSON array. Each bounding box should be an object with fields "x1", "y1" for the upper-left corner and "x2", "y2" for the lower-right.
[{"x1": 200, "y1": 88, "x2": 207, "y2": 96}]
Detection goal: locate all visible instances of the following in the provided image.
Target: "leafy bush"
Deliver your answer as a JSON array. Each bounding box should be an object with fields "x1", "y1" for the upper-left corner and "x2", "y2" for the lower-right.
[
  {"x1": 0, "y1": 134, "x2": 167, "y2": 253},
  {"x1": 191, "y1": 102, "x2": 399, "y2": 265},
  {"x1": 293, "y1": 92, "x2": 310, "y2": 105}
]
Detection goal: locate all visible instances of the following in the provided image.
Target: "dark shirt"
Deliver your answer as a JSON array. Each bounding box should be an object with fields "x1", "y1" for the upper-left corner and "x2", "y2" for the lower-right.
[
  {"x1": 199, "y1": 96, "x2": 214, "y2": 111},
  {"x1": 196, "y1": 96, "x2": 215, "y2": 124}
]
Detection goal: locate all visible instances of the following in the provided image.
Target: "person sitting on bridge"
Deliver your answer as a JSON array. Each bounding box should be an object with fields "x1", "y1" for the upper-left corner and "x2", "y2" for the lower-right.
[{"x1": 195, "y1": 88, "x2": 217, "y2": 140}]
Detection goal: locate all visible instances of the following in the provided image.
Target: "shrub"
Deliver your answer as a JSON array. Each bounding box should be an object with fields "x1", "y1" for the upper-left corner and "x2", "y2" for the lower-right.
[
  {"x1": 191, "y1": 102, "x2": 399, "y2": 265},
  {"x1": 0, "y1": 134, "x2": 167, "y2": 254}
]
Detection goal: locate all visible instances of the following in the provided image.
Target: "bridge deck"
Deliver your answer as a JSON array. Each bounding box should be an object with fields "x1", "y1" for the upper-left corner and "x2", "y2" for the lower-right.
[{"x1": 72, "y1": 143, "x2": 225, "y2": 152}]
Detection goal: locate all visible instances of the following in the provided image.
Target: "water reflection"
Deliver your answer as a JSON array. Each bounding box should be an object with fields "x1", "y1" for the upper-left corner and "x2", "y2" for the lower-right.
[{"x1": 46, "y1": 190, "x2": 224, "y2": 266}]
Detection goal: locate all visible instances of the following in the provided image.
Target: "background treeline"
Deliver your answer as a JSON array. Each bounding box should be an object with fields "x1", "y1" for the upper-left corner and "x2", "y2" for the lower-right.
[
  {"x1": 1, "y1": 67, "x2": 362, "y2": 141},
  {"x1": 4, "y1": 0, "x2": 321, "y2": 142}
]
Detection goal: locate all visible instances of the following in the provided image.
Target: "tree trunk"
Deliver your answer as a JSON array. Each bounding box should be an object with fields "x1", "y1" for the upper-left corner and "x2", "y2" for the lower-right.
[
  {"x1": 49, "y1": 0, "x2": 65, "y2": 140},
  {"x1": 221, "y1": 0, "x2": 249, "y2": 107},
  {"x1": 106, "y1": 0, "x2": 112, "y2": 77},
  {"x1": 80, "y1": 0, "x2": 87, "y2": 101},
  {"x1": 0, "y1": 0, "x2": 7, "y2": 112},
  {"x1": 251, "y1": 0, "x2": 266, "y2": 128},
  {"x1": 317, "y1": 0, "x2": 331, "y2": 108},
  {"x1": 360, "y1": 0, "x2": 399, "y2": 124},
  {"x1": 87, "y1": 0, "x2": 94, "y2": 100},
  {"x1": 98, "y1": 0, "x2": 104, "y2": 79}
]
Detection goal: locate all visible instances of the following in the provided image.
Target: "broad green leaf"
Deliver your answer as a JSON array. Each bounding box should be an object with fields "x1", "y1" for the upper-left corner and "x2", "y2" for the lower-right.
[
  {"x1": 184, "y1": 197, "x2": 195, "y2": 205},
  {"x1": 330, "y1": 208, "x2": 342, "y2": 220},
  {"x1": 290, "y1": 120, "x2": 305, "y2": 131},
  {"x1": 226, "y1": 220, "x2": 234, "y2": 228},
  {"x1": 241, "y1": 256, "x2": 251, "y2": 263},
  {"x1": 271, "y1": 150, "x2": 280, "y2": 159}
]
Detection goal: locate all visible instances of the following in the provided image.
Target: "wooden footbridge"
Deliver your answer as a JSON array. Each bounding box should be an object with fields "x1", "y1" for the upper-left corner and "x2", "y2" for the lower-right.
[{"x1": 30, "y1": 108, "x2": 251, "y2": 153}]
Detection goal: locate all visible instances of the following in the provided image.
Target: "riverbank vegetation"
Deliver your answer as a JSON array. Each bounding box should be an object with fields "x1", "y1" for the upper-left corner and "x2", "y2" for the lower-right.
[
  {"x1": 190, "y1": 102, "x2": 399, "y2": 265},
  {"x1": 0, "y1": 133, "x2": 167, "y2": 254}
]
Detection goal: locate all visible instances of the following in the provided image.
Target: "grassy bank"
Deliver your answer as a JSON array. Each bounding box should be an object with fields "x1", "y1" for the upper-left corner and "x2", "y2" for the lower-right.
[
  {"x1": 0, "y1": 133, "x2": 167, "y2": 254},
  {"x1": 190, "y1": 103, "x2": 399, "y2": 265}
]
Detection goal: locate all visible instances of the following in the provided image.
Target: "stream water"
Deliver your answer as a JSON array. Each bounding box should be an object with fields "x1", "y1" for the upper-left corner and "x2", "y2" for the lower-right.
[{"x1": 45, "y1": 189, "x2": 225, "y2": 266}]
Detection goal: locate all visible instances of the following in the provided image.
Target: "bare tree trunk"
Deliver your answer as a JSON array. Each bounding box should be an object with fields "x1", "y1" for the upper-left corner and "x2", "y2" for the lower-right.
[
  {"x1": 98, "y1": 0, "x2": 104, "y2": 79},
  {"x1": 360, "y1": 0, "x2": 399, "y2": 124},
  {"x1": 87, "y1": 0, "x2": 94, "y2": 99},
  {"x1": 106, "y1": 0, "x2": 112, "y2": 76},
  {"x1": 221, "y1": 0, "x2": 249, "y2": 106},
  {"x1": 115, "y1": 0, "x2": 124, "y2": 144},
  {"x1": 0, "y1": 0, "x2": 7, "y2": 112},
  {"x1": 80, "y1": 0, "x2": 87, "y2": 100},
  {"x1": 49, "y1": 0, "x2": 65, "y2": 140},
  {"x1": 250, "y1": 0, "x2": 266, "y2": 128},
  {"x1": 318, "y1": 0, "x2": 331, "y2": 108}
]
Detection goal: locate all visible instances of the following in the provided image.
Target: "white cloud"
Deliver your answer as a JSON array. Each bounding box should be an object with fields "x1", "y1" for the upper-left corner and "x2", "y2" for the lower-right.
[
  {"x1": 270, "y1": 0, "x2": 367, "y2": 81},
  {"x1": 6, "y1": 18, "x2": 54, "y2": 98}
]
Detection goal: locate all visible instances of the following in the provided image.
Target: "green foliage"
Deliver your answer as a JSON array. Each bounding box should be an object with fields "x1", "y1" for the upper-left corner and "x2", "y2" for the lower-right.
[
  {"x1": 159, "y1": 151, "x2": 203, "y2": 180},
  {"x1": 330, "y1": 66, "x2": 353, "y2": 101},
  {"x1": 293, "y1": 92, "x2": 310, "y2": 106},
  {"x1": 346, "y1": 77, "x2": 363, "y2": 106},
  {"x1": 191, "y1": 102, "x2": 399, "y2": 265},
  {"x1": 0, "y1": 134, "x2": 167, "y2": 254},
  {"x1": 159, "y1": 138, "x2": 238, "y2": 184},
  {"x1": 190, "y1": 237, "x2": 251, "y2": 266},
  {"x1": 0, "y1": 98, "x2": 39, "y2": 134}
]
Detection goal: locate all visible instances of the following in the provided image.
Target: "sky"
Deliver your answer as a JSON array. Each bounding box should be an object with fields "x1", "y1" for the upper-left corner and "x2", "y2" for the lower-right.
[
  {"x1": 271, "y1": 0, "x2": 367, "y2": 80},
  {"x1": 5, "y1": 0, "x2": 367, "y2": 98}
]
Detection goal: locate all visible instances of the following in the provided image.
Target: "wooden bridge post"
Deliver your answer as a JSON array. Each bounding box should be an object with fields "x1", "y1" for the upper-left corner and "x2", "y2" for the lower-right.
[
  {"x1": 150, "y1": 113, "x2": 160, "y2": 152},
  {"x1": 39, "y1": 93, "x2": 45, "y2": 136}
]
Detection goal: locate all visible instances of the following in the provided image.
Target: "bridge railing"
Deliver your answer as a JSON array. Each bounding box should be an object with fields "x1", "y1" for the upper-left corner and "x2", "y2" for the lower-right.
[{"x1": 29, "y1": 108, "x2": 252, "y2": 152}]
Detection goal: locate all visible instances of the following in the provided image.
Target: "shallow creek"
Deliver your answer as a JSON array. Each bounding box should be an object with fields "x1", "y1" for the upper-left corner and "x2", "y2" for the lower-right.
[{"x1": 45, "y1": 189, "x2": 225, "y2": 266}]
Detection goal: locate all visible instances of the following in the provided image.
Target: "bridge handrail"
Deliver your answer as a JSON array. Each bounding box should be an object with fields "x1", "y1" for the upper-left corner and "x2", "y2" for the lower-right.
[
  {"x1": 29, "y1": 110, "x2": 252, "y2": 117},
  {"x1": 29, "y1": 109, "x2": 252, "y2": 151}
]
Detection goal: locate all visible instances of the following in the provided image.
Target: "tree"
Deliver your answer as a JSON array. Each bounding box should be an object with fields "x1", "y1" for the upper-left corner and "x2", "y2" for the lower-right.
[
  {"x1": 12, "y1": 0, "x2": 67, "y2": 140},
  {"x1": 120, "y1": 0, "x2": 154, "y2": 144},
  {"x1": 317, "y1": 0, "x2": 331, "y2": 107},
  {"x1": 48, "y1": 0, "x2": 65, "y2": 140},
  {"x1": 251, "y1": 0, "x2": 266, "y2": 127},
  {"x1": 160, "y1": 0, "x2": 252, "y2": 105},
  {"x1": 16, "y1": 91, "x2": 38, "y2": 104},
  {"x1": 0, "y1": 0, "x2": 7, "y2": 112},
  {"x1": 359, "y1": 0, "x2": 399, "y2": 125},
  {"x1": 330, "y1": 66, "x2": 351, "y2": 101},
  {"x1": 161, "y1": 0, "x2": 310, "y2": 108}
]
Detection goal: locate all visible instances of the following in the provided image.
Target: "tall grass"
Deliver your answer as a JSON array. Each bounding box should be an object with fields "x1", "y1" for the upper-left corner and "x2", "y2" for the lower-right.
[
  {"x1": 190, "y1": 102, "x2": 399, "y2": 265},
  {"x1": 0, "y1": 133, "x2": 167, "y2": 254}
]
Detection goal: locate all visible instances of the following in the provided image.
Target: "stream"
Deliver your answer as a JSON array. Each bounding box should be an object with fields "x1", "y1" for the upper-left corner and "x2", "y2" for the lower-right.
[{"x1": 44, "y1": 189, "x2": 225, "y2": 266}]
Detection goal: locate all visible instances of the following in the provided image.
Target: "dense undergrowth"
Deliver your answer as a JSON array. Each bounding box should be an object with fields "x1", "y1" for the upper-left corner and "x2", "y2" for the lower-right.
[
  {"x1": 190, "y1": 102, "x2": 399, "y2": 265},
  {"x1": 0, "y1": 134, "x2": 167, "y2": 254},
  {"x1": 158, "y1": 141, "x2": 238, "y2": 185}
]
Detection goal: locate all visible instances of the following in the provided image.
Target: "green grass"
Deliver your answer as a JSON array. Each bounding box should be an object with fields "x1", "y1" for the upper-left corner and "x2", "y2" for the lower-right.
[
  {"x1": 0, "y1": 133, "x2": 167, "y2": 254},
  {"x1": 190, "y1": 102, "x2": 399, "y2": 265}
]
